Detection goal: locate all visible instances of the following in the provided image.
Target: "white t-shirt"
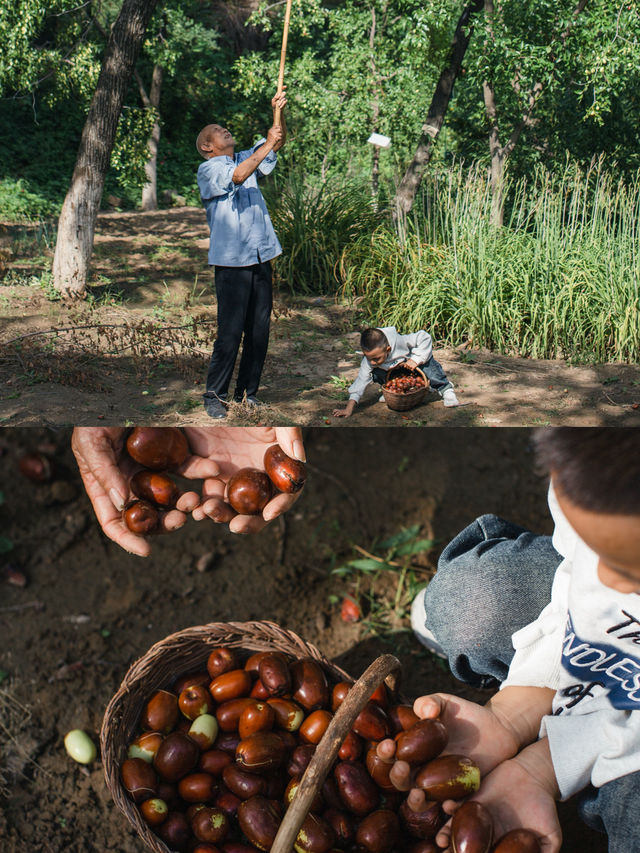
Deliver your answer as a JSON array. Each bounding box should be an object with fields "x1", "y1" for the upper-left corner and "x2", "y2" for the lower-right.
[{"x1": 502, "y1": 483, "x2": 640, "y2": 798}]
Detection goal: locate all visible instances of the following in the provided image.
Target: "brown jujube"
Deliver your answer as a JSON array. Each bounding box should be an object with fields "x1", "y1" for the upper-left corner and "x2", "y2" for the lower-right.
[
  {"x1": 235, "y1": 731, "x2": 287, "y2": 774},
  {"x1": 491, "y1": 829, "x2": 542, "y2": 853},
  {"x1": 237, "y1": 796, "x2": 281, "y2": 852},
  {"x1": 123, "y1": 500, "x2": 160, "y2": 535},
  {"x1": 355, "y1": 810, "x2": 400, "y2": 853},
  {"x1": 263, "y1": 445, "x2": 307, "y2": 494},
  {"x1": 210, "y1": 670, "x2": 253, "y2": 704},
  {"x1": 227, "y1": 469, "x2": 272, "y2": 515},
  {"x1": 451, "y1": 801, "x2": 493, "y2": 853},
  {"x1": 131, "y1": 470, "x2": 180, "y2": 507},
  {"x1": 126, "y1": 427, "x2": 189, "y2": 470},
  {"x1": 121, "y1": 757, "x2": 157, "y2": 803},
  {"x1": 153, "y1": 732, "x2": 200, "y2": 782}
]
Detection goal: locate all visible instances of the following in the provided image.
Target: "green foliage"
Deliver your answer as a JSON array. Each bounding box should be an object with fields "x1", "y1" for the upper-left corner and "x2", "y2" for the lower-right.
[
  {"x1": 332, "y1": 525, "x2": 434, "y2": 638},
  {"x1": 448, "y1": 0, "x2": 640, "y2": 177},
  {"x1": 341, "y1": 160, "x2": 640, "y2": 363},
  {"x1": 265, "y1": 173, "x2": 382, "y2": 293},
  {"x1": 0, "y1": 178, "x2": 58, "y2": 221},
  {"x1": 110, "y1": 106, "x2": 160, "y2": 194},
  {"x1": 237, "y1": 0, "x2": 453, "y2": 180}
]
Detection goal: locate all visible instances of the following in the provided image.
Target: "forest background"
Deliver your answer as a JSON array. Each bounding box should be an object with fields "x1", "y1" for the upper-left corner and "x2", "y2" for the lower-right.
[{"x1": 1, "y1": 0, "x2": 639, "y2": 365}]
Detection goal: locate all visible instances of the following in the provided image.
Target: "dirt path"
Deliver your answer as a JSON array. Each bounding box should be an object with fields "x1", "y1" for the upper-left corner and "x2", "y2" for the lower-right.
[{"x1": 1, "y1": 208, "x2": 639, "y2": 426}]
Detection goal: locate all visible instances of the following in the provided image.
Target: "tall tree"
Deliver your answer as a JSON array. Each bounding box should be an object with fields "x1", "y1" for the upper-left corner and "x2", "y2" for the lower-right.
[
  {"x1": 393, "y1": 0, "x2": 484, "y2": 219},
  {"x1": 52, "y1": 0, "x2": 158, "y2": 297},
  {"x1": 480, "y1": 0, "x2": 588, "y2": 225}
]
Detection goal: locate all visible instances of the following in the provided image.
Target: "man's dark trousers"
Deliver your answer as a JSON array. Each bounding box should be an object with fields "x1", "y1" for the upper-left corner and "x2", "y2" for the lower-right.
[{"x1": 205, "y1": 261, "x2": 272, "y2": 400}]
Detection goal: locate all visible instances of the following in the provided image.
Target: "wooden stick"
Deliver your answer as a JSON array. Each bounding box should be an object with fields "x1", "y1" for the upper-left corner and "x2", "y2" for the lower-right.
[
  {"x1": 274, "y1": 0, "x2": 293, "y2": 125},
  {"x1": 270, "y1": 653, "x2": 401, "y2": 853}
]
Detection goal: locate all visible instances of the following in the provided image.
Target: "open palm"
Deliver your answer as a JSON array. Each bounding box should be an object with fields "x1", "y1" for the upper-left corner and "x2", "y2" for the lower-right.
[
  {"x1": 436, "y1": 756, "x2": 561, "y2": 853},
  {"x1": 184, "y1": 427, "x2": 305, "y2": 533}
]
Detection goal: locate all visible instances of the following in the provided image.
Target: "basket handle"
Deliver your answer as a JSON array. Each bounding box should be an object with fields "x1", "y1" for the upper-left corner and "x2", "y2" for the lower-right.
[{"x1": 270, "y1": 653, "x2": 402, "y2": 853}]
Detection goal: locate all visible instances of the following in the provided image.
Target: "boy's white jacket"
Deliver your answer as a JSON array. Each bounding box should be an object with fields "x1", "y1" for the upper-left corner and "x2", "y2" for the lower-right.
[
  {"x1": 502, "y1": 483, "x2": 640, "y2": 799},
  {"x1": 348, "y1": 327, "x2": 433, "y2": 402}
]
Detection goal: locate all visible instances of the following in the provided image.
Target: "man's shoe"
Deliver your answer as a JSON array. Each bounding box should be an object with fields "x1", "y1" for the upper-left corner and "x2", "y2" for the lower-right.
[
  {"x1": 234, "y1": 395, "x2": 262, "y2": 407},
  {"x1": 203, "y1": 395, "x2": 228, "y2": 419},
  {"x1": 410, "y1": 588, "x2": 447, "y2": 659},
  {"x1": 442, "y1": 388, "x2": 460, "y2": 407}
]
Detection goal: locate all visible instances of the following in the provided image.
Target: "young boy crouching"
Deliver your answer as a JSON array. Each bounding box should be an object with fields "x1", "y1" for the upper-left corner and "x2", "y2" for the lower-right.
[
  {"x1": 386, "y1": 428, "x2": 640, "y2": 852},
  {"x1": 333, "y1": 326, "x2": 459, "y2": 418}
]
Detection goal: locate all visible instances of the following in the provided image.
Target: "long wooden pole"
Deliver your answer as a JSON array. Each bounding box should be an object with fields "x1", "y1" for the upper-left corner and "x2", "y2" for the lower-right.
[{"x1": 274, "y1": 0, "x2": 293, "y2": 125}]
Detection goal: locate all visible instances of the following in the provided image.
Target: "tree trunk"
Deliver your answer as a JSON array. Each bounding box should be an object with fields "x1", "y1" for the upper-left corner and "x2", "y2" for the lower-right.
[
  {"x1": 139, "y1": 63, "x2": 163, "y2": 211},
  {"x1": 370, "y1": 6, "x2": 380, "y2": 203},
  {"x1": 52, "y1": 0, "x2": 159, "y2": 297},
  {"x1": 482, "y1": 0, "x2": 588, "y2": 226},
  {"x1": 483, "y1": 79, "x2": 505, "y2": 226},
  {"x1": 393, "y1": 0, "x2": 484, "y2": 220}
]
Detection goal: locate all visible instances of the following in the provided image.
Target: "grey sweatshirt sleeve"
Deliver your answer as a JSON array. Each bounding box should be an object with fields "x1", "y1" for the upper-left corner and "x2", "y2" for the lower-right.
[
  {"x1": 403, "y1": 330, "x2": 433, "y2": 364},
  {"x1": 542, "y1": 710, "x2": 640, "y2": 799},
  {"x1": 348, "y1": 357, "x2": 373, "y2": 403}
]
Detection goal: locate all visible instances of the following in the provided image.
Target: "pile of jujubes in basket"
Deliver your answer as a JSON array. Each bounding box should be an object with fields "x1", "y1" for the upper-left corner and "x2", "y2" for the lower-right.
[
  {"x1": 119, "y1": 647, "x2": 540, "y2": 853},
  {"x1": 122, "y1": 428, "x2": 307, "y2": 534},
  {"x1": 383, "y1": 374, "x2": 426, "y2": 394}
]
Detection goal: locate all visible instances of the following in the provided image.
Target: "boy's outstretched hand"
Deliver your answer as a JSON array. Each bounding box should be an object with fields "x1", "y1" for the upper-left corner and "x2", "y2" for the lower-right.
[
  {"x1": 437, "y1": 740, "x2": 561, "y2": 853},
  {"x1": 376, "y1": 692, "x2": 521, "y2": 785},
  {"x1": 333, "y1": 400, "x2": 356, "y2": 418}
]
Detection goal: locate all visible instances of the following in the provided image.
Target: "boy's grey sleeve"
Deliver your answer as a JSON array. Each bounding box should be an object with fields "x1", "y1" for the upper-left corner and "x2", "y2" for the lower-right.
[
  {"x1": 405, "y1": 330, "x2": 433, "y2": 364},
  {"x1": 542, "y1": 711, "x2": 640, "y2": 799},
  {"x1": 348, "y1": 358, "x2": 373, "y2": 403}
]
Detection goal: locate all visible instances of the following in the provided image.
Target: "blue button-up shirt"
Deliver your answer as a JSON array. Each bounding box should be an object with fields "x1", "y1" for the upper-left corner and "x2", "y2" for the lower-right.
[{"x1": 197, "y1": 139, "x2": 282, "y2": 267}]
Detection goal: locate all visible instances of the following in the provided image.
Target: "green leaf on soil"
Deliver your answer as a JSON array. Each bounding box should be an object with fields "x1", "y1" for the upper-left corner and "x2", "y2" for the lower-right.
[{"x1": 0, "y1": 536, "x2": 13, "y2": 554}]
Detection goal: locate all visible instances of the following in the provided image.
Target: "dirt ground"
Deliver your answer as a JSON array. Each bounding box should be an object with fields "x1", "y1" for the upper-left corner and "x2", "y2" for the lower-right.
[
  {"x1": 0, "y1": 427, "x2": 607, "y2": 852},
  {"x1": 1, "y1": 209, "x2": 639, "y2": 427}
]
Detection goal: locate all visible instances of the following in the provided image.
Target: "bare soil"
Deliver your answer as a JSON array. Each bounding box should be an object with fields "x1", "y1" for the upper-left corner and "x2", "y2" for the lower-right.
[
  {"x1": 1, "y1": 209, "x2": 639, "y2": 427},
  {"x1": 0, "y1": 427, "x2": 606, "y2": 851}
]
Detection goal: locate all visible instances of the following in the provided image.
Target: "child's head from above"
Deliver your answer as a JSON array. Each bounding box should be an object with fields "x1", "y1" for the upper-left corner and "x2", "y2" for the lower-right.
[
  {"x1": 196, "y1": 124, "x2": 235, "y2": 159},
  {"x1": 534, "y1": 428, "x2": 640, "y2": 593},
  {"x1": 361, "y1": 328, "x2": 391, "y2": 366}
]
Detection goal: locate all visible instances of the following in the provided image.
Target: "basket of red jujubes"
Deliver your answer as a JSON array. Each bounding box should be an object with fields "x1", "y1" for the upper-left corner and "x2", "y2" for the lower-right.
[
  {"x1": 101, "y1": 620, "x2": 541, "y2": 853},
  {"x1": 382, "y1": 366, "x2": 429, "y2": 412}
]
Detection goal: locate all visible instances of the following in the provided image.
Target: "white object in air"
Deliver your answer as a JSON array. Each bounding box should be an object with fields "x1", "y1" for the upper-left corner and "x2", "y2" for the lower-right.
[{"x1": 367, "y1": 133, "x2": 391, "y2": 148}]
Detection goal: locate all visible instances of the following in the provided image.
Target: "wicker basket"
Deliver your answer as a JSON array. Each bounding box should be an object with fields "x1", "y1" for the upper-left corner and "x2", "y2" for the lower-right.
[
  {"x1": 101, "y1": 620, "x2": 400, "y2": 853},
  {"x1": 381, "y1": 365, "x2": 429, "y2": 412}
]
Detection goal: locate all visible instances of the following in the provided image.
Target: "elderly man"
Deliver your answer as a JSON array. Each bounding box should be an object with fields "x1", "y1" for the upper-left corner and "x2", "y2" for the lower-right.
[{"x1": 196, "y1": 90, "x2": 287, "y2": 419}]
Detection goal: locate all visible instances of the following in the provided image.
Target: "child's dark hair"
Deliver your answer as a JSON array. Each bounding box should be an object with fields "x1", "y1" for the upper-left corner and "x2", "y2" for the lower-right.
[
  {"x1": 534, "y1": 428, "x2": 640, "y2": 514},
  {"x1": 361, "y1": 328, "x2": 388, "y2": 352}
]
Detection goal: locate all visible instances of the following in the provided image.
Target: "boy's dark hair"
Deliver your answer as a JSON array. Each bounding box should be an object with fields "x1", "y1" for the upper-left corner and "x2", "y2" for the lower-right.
[
  {"x1": 533, "y1": 428, "x2": 640, "y2": 514},
  {"x1": 361, "y1": 328, "x2": 389, "y2": 352}
]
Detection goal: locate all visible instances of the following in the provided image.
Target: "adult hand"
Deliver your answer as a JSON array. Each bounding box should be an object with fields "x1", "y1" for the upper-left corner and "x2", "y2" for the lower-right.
[
  {"x1": 71, "y1": 428, "x2": 220, "y2": 557},
  {"x1": 435, "y1": 742, "x2": 561, "y2": 853},
  {"x1": 266, "y1": 124, "x2": 284, "y2": 148},
  {"x1": 332, "y1": 407, "x2": 352, "y2": 418},
  {"x1": 271, "y1": 88, "x2": 287, "y2": 114},
  {"x1": 404, "y1": 359, "x2": 419, "y2": 370},
  {"x1": 186, "y1": 427, "x2": 306, "y2": 534}
]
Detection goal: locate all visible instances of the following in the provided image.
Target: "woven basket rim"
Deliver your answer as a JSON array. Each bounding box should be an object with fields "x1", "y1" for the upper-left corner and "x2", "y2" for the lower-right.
[{"x1": 100, "y1": 620, "x2": 355, "y2": 853}]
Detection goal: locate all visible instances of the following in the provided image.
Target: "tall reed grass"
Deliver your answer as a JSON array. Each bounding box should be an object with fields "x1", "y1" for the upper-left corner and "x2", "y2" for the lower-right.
[
  {"x1": 265, "y1": 174, "x2": 381, "y2": 294},
  {"x1": 339, "y1": 160, "x2": 640, "y2": 362}
]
